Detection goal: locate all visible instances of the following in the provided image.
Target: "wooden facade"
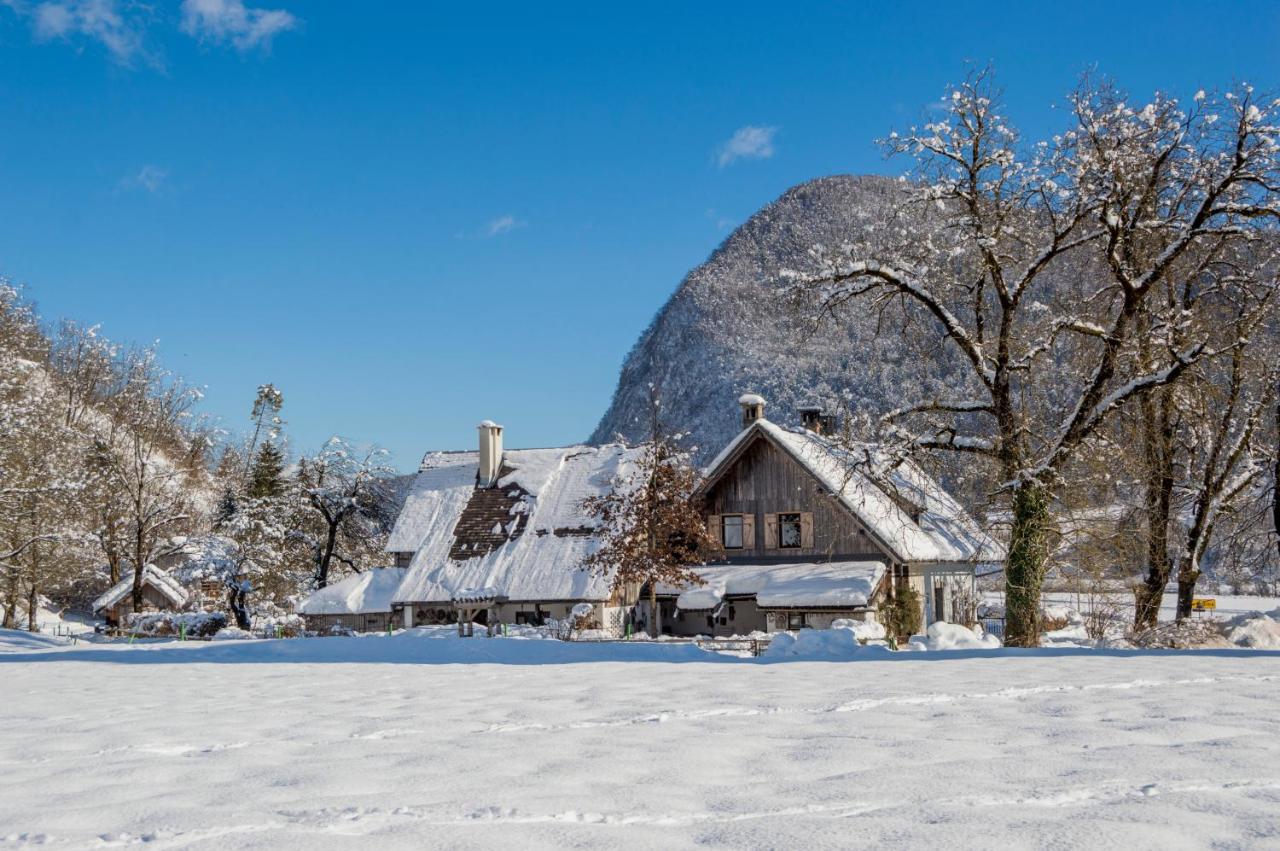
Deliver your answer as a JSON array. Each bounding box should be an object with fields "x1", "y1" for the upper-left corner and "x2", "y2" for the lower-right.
[
  {"x1": 701, "y1": 433, "x2": 893, "y2": 566},
  {"x1": 100, "y1": 584, "x2": 182, "y2": 627}
]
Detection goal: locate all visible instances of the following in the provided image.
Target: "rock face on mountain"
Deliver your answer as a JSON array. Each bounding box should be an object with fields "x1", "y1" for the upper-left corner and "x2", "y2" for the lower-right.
[{"x1": 591, "y1": 174, "x2": 945, "y2": 461}]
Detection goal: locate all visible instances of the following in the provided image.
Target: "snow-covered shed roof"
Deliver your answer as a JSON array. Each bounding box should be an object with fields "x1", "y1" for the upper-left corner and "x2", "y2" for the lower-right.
[
  {"x1": 92, "y1": 565, "x2": 189, "y2": 614},
  {"x1": 702, "y1": 419, "x2": 1000, "y2": 564},
  {"x1": 390, "y1": 443, "x2": 647, "y2": 604},
  {"x1": 659, "y1": 561, "x2": 887, "y2": 611},
  {"x1": 299, "y1": 568, "x2": 407, "y2": 616}
]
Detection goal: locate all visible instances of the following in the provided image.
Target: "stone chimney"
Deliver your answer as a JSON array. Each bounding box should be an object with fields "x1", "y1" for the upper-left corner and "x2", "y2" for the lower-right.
[
  {"x1": 798, "y1": 404, "x2": 838, "y2": 436},
  {"x1": 738, "y1": 393, "x2": 766, "y2": 431},
  {"x1": 477, "y1": 420, "x2": 504, "y2": 488},
  {"x1": 798, "y1": 405, "x2": 823, "y2": 433}
]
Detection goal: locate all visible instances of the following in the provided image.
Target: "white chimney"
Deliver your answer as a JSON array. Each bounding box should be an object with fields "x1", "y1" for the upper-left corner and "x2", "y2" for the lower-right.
[
  {"x1": 738, "y1": 393, "x2": 766, "y2": 430},
  {"x1": 477, "y1": 420, "x2": 504, "y2": 488}
]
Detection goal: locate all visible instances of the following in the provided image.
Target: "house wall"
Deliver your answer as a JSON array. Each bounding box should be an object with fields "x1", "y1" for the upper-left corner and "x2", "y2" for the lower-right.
[
  {"x1": 703, "y1": 436, "x2": 892, "y2": 563},
  {"x1": 104, "y1": 584, "x2": 182, "y2": 625},
  {"x1": 909, "y1": 564, "x2": 978, "y2": 626},
  {"x1": 304, "y1": 612, "x2": 394, "y2": 634},
  {"x1": 399, "y1": 600, "x2": 637, "y2": 638},
  {"x1": 663, "y1": 598, "x2": 769, "y2": 637}
]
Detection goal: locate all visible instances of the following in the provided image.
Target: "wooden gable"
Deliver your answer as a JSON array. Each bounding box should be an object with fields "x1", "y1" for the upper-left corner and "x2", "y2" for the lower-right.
[{"x1": 701, "y1": 430, "x2": 894, "y2": 564}]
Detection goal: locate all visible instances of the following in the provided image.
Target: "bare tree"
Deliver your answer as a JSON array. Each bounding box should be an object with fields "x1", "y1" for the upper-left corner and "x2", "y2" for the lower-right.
[
  {"x1": 787, "y1": 71, "x2": 1280, "y2": 645},
  {"x1": 582, "y1": 402, "x2": 719, "y2": 637}
]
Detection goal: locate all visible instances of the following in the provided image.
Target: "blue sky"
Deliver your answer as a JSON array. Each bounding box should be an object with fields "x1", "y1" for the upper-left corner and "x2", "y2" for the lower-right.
[{"x1": 3, "y1": 1, "x2": 1279, "y2": 470}]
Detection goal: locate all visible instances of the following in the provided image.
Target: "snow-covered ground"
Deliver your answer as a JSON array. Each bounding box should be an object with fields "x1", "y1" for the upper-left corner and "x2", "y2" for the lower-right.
[{"x1": 2, "y1": 632, "x2": 1279, "y2": 848}]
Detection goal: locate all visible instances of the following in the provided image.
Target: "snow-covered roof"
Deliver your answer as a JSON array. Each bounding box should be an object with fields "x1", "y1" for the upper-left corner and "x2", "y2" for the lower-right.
[
  {"x1": 702, "y1": 419, "x2": 1001, "y2": 564},
  {"x1": 738, "y1": 393, "x2": 766, "y2": 406},
  {"x1": 390, "y1": 443, "x2": 647, "y2": 604},
  {"x1": 92, "y1": 565, "x2": 189, "y2": 614},
  {"x1": 299, "y1": 568, "x2": 407, "y2": 615},
  {"x1": 658, "y1": 561, "x2": 887, "y2": 610}
]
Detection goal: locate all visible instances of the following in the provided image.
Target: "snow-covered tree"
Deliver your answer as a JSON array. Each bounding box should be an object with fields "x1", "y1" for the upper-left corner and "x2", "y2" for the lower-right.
[
  {"x1": 787, "y1": 71, "x2": 1280, "y2": 645},
  {"x1": 290, "y1": 437, "x2": 395, "y2": 589}
]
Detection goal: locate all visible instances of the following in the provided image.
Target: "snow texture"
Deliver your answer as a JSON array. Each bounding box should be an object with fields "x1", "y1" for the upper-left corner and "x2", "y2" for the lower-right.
[
  {"x1": 660, "y1": 561, "x2": 886, "y2": 610},
  {"x1": 2, "y1": 634, "x2": 1279, "y2": 848},
  {"x1": 298, "y1": 567, "x2": 407, "y2": 615},
  {"x1": 391, "y1": 443, "x2": 646, "y2": 603},
  {"x1": 704, "y1": 418, "x2": 998, "y2": 563}
]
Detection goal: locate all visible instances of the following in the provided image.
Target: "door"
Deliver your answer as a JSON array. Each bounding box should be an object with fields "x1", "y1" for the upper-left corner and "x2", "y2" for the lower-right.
[{"x1": 933, "y1": 582, "x2": 946, "y2": 623}]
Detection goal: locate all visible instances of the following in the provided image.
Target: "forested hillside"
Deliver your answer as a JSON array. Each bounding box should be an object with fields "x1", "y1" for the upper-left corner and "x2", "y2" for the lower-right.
[{"x1": 0, "y1": 284, "x2": 400, "y2": 630}]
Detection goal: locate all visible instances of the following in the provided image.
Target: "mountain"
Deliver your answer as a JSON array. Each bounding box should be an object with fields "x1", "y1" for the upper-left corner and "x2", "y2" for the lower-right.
[{"x1": 590, "y1": 174, "x2": 955, "y2": 461}]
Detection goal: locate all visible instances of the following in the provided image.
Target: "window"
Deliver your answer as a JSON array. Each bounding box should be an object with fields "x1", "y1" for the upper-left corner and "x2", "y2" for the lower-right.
[
  {"x1": 394, "y1": 551, "x2": 413, "y2": 568},
  {"x1": 722, "y1": 515, "x2": 744, "y2": 549},
  {"x1": 787, "y1": 612, "x2": 807, "y2": 630},
  {"x1": 779, "y1": 513, "x2": 802, "y2": 548},
  {"x1": 515, "y1": 611, "x2": 544, "y2": 626}
]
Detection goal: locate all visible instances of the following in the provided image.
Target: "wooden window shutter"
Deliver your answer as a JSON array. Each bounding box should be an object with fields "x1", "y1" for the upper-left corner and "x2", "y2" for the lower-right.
[
  {"x1": 800, "y1": 513, "x2": 814, "y2": 549},
  {"x1": 707, "y1": 514, "x2": 722, "y2": 546},
  {"x1": 742, "y1": 514, "x2": 756, "y2": 550},
  {"x1": 764, "y1": 513, "x2": 778, "y2": 550}
]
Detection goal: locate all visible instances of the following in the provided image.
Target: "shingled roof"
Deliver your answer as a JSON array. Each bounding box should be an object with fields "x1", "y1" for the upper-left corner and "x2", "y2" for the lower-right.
[{"x1": 388, "y1": 443, "x2": 647, "y2": 604}]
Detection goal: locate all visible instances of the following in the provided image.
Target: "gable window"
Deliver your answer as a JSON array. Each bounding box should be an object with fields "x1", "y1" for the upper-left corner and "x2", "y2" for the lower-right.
[
  {"x1": 722, "y1": 515, "x2": 744, "y2": 549},
  {"x1": 394, "y1": 551, "x2": 413, "y2": 568},
  {"x1": 779, "y1": 513, "x2": 802, "y2": 548}
]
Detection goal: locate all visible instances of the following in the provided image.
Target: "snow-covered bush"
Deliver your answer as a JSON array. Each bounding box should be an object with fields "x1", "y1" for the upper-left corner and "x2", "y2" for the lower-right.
[
  {"x1": 1129, "y1": 619, "x2": 1231, "y2": 649},
  {"x1": 126, "y1": 611, "x2": 227, "y2": 638},
  {"x1": 1224, "y1": 610, "x2": 1280, "y2": 650},
  {"x1": 906, "y1": 622, "x2": 1001, "y2": 651},
  {"x1": 763, "y1": 624, "x2": 892, "y2": 660}
]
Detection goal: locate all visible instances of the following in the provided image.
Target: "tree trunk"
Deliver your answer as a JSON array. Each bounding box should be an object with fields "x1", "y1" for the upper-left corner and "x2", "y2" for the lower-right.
[
  {"x1": 226, "y1": 582, "x2": 250, "y2": 630},
  {"x1": 1175, "y1": 555, "x2": 1200, "y2": 621},
  {"x1": 26, "y1": 540, "x2": 39, "y2": 631},
  {"x1": 131, "y1": 519, "x2": 146, "y2": 610},
  {"x1": 648, "y1": 582, "x2": 660, "y2": 637},
  {"x1": 1274, "y1": 399, "x2": 1279, "y2": 563},
  {"x1": 1004, "y1": 479, "x2": 1050, "y2": 648},
  {"x1": 315, "y1": 521, "x2": 339, "y2": 589},
  {"x1": 26, "y1": 580, "x2": 38, "y2": 632},
  {"x1": 1134, "y1": 392, "x2": 1176, "y2": 630},
  {"x1": 2, "y1": 570, "x2": 17, "y2": 629}
]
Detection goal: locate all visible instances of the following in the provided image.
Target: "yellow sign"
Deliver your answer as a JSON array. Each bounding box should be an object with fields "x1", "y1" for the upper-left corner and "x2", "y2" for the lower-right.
[{"x1": 1191, "y1": 598, "x2": 1216, "y2": 611}]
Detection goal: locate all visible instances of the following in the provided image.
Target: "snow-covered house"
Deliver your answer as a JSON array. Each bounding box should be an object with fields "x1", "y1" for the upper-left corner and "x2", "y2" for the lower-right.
[
  {"x1": 92, "y1": 565, "x2": 190, "y2": 627},
  {"x1": 656, "y1": 395, "x2": 1000, "y2": 636},
  {"x1": 386, "y1": 421, "x2": 648, "y2": 635},
  {"x1": 298, "y1": 567, "x2": 407, "y2": 633}
]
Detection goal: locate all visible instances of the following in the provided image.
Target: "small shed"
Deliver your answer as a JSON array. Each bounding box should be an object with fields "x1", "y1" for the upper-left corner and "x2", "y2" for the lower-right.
[
  {"x1": 298, "y1": 568, "x2": 407, "y2": 634},
  {"x1": 92, "y1": 565, "x2": 190, "y2": 627}
]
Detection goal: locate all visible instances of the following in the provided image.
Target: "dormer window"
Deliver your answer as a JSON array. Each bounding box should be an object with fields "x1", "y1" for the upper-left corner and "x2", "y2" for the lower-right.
[{"x1": 722, "y1": 515, "x2": 744, "y2": 549}]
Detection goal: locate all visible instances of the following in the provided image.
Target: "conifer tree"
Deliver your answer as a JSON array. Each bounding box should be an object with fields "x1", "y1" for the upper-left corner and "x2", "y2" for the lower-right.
[{"x1": 247, "y1": 441, "x2": 285, "y2": 499}]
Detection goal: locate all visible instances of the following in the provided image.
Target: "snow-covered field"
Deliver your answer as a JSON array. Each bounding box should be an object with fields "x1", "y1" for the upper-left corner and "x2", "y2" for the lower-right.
[{"x1": 2, "y1": 632, "x2": 1279, "y2": 849}]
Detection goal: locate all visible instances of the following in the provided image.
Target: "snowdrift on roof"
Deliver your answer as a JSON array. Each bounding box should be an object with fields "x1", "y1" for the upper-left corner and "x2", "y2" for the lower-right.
[
  {"x1": 391, "y1": 444, "x2": 646, "y2": 603},
  {"x1": 299, "y1": 567, "x2": 407, "y2": 615},
  {"x1": 92, "y1": 565, "x2": 189, "y2": 614},
  {"x1": 661, "y1": 561, "x2": 886, "y2": 610}
]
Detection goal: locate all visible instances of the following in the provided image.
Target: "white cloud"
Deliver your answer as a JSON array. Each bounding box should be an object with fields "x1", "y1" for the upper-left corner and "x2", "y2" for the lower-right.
[
  {"x1": 716, "y1": 125, "x2": 778, "y2": 168},
  {"x1": 10, "y1": 0, "x2": 152, "y2": 66},
  {"x1": 179, "y1": 0, "x2": 297, "y2": 51},
  {"x1": 119, "y1": 164, "x2": 168, "y2": 194},
  {"x1": 485, "y1": 214, "x2": 525, "y2": 237}
]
